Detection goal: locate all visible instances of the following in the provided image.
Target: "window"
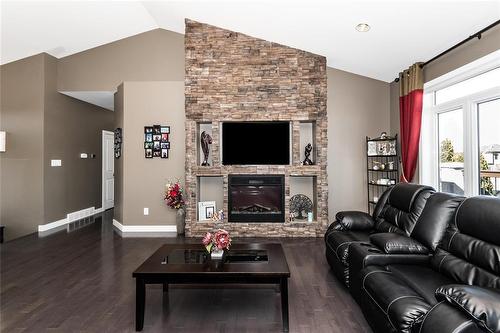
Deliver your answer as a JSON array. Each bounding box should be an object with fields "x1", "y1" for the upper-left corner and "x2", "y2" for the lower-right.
[
  {"x1": 435, "y1": 67, "x2": 500, "y2": 105},
  {"x1": 421, "y1": 50, "x2": 500, "y2": 197},
  {"x1": 438, "y1": 109, "x2": 464, "y2": 195},
  {"x1": 478, "y1": 98, "x2": 500, "y2": 196}
]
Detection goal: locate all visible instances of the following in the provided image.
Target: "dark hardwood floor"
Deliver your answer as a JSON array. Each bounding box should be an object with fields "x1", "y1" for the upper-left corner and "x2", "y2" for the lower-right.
[{"x1": 0, "y1": 210, "x2": 372, "y2": 333}]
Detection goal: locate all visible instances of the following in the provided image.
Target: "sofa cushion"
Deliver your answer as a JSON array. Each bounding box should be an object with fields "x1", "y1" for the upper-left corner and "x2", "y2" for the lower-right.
[
  {"x1": 388, "y1": 183, "x2": 432, "y2": 213},
  {"x1": 388, "y1": 265, "x2": 454, "y2": 305},
  {"x1": 325, "y1": 230, "x2": 370, "y2": 265},
  {"x1": 456, "y1": 196, "x2": 500, "y2": 247},
  {"x1": 431, "y1": 196, "x2": 500, "y2": 289},
  {"x1": 410, "y1": 192, "x2": 465, "y2": 251},
  {"x1": 361, "y1": 266, "x2": 431, "y2": 333},
  {"x1": 436, "y1": 284, "x2": 500, "y2": 333},
  {"x1": 375, "y1": 184, "x2": 434, "y2": 236}
]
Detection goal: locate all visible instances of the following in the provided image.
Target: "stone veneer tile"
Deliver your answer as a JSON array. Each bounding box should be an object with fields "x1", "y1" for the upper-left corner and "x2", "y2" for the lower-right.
[{"x1": 185, "y1": 19, "x2": 328, "y2": 237}]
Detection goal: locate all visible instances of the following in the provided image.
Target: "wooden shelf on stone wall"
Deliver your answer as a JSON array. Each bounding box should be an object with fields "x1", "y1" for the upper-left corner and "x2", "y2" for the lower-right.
[
  {"x1": 289, "y1": 165, "x2": 321, "y2": 176},
  {"x1": 192, "y1": 164, "x2": 322, "y2": 177},
  {"x1": 192, "y1": 166, "x2": 224, "y2": 176}
]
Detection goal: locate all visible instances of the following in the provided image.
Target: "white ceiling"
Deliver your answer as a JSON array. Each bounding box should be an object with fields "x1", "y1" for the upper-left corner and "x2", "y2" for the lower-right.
[{"x1": 1, "y1": 1, "x2": 499, "y2": 82}]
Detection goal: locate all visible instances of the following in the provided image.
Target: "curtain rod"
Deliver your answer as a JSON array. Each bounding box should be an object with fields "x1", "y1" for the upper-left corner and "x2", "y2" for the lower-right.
[{"x1": 394, "y1": 19, "x2": 500, "y2": 83}]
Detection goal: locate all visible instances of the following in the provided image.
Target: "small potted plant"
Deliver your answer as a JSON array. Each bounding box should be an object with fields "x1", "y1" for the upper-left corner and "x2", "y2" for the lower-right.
[
  {"x1": 164, "y1": 181, "x2": 185, "y2": 235},
  {"x1": 202, "y1": 229, "x2": 231, "y2": 260}
]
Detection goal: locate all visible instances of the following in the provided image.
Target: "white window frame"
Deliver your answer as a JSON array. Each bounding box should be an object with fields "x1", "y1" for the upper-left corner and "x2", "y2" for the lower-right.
[{"x1": 420, "y1": 50, "x2": 500, "y2": 196}]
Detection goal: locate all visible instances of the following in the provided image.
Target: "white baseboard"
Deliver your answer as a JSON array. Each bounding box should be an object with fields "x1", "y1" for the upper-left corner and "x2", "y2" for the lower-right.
[
  {"x1": 112, "y1": 219, "x2": 177, "y2": 237},
  {"x1": 38, "y1": 206, "x2": 103, "y2": 232}
]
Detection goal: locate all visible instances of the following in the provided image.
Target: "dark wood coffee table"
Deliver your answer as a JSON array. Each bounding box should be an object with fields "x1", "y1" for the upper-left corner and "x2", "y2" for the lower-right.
[{"x1": 132, "y1": 243, "x2": 291, "y2": 332}]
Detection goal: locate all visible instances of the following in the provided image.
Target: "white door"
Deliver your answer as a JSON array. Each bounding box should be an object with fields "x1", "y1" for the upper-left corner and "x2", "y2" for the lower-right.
[{"x1": 102, "y1": 131, "x2": 115, "y2": 210}]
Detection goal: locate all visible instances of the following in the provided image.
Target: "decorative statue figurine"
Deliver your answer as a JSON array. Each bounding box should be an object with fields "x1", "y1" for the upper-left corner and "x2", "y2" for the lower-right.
[
  {"x1": 302, "y1": 143, "x2": 313, "y2": 165},
  {"x1": 200, "y1": 131, "x2": 212, "y2": 166}
]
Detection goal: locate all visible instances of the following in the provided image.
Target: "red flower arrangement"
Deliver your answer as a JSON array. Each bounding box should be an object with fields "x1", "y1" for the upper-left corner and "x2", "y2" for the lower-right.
[
  {"x1": 164, "y1": 181, "x2": 185, "y2": 209},
  {"x1": 202, "y1": 229, "x2": 231, "y2": 253}
]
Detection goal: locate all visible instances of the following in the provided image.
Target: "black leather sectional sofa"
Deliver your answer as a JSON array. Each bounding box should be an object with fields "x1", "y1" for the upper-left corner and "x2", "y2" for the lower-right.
[{"x1": 325, "y1": 183, "x2": 500, "y2": 333}]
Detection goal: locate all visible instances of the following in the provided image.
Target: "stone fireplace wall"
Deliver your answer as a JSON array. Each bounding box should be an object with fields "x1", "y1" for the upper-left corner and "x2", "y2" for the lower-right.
[{"x1": 185, "y1": 19, "x2": 328, "y2": 237}]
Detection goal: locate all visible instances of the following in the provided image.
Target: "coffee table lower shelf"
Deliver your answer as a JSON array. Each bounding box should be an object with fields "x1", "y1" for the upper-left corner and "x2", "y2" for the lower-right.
[{"x1": 134, "y1": 275, "x2": 289, "y2": 332}]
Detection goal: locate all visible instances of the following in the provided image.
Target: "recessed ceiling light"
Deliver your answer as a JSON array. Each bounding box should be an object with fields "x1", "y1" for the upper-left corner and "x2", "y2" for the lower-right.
[{"x1": 355, "y1": 23, "x2": 370, "y2": 32}]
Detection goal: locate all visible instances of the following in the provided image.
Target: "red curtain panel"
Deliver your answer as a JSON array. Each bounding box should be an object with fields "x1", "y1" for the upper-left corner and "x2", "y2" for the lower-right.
[{"x1": 399, "y1": 64, "x2": 424, "y2": 182}]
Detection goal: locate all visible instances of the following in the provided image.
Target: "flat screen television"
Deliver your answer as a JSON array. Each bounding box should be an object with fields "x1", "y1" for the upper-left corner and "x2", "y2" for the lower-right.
[{"x1": 222, "y1": 122, "x2": 290, "y2": 165}]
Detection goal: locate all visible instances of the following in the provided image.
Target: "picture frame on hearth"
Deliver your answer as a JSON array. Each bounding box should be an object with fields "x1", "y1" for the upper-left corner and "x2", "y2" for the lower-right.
[{"x1": 198, "y1": 201, "x2": 216, "y2": 221}]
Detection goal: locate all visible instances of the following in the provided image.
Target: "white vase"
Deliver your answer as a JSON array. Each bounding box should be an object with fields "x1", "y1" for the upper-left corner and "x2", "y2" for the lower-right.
[{"x1": 211, "y1": 248, "x2": 224, "y2": 260}]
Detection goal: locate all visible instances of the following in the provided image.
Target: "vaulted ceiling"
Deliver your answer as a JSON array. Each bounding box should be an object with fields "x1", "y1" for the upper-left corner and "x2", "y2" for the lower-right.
[{"x1": 1, "y1": 1, "x2": 499, "y2": 82}]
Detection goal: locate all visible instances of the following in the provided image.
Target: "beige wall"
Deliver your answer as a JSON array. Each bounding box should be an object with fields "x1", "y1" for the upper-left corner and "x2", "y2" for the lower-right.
[
  {"x1": 0, "y1": 53, "x2": 115, "y2": 241},
  {"x1": 0, "y1": 55, "x2": 45, "y2": 241},
  {"x1": 116, "y1": 81, "x2": 185, "y2": 226},
  {"x1": 113, "y1": 84, "x2": 124, "y2": 223},
  {"x1": 424, "y1": 25, "x2": 500, "y2": 83},
  {"x1": 58, "y1": 29, "x2": 184, "y2": 91},
  {"x1": 328, "y1": 68, "x2": 390, "y2": 214},
  {"x1": 43, "y1": 54, "x2": 114, "y2": 222}
]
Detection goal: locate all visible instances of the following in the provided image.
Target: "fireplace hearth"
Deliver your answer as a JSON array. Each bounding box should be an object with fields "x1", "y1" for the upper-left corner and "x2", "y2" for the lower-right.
[{"x1": 228, "y1": 175, "x2": 285, "y2": 223}]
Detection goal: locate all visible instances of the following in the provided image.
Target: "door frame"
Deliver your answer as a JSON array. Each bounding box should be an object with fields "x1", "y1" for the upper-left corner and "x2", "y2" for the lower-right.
[{"x1": 102, "y1": 130, "x2": 115, "y2": 210}]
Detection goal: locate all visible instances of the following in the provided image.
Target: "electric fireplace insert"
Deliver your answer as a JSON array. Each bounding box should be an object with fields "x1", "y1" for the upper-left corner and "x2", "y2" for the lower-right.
[{"x1": 228, "y1": 175, "x2": 285, "y2": 223}]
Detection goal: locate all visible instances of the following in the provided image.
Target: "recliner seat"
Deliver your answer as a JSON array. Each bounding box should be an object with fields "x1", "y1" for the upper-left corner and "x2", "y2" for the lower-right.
[
  {"x1": 348, "y1": 192, "x2": 465, "y2": 303},
  {"x1": 356, "y1": 196, "x2": 500, "y2": 333},
  {"x1": 325, "y1": 183, "x2": 435, "y2": 286}
]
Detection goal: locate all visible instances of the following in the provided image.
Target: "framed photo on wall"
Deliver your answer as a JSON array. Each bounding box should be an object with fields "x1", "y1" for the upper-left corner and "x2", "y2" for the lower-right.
[{"x1": 144, "y1": 124, "x2": 171, "y2": 159}]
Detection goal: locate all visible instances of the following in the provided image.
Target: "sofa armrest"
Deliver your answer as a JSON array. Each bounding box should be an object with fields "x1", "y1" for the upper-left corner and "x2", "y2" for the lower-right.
[
  {"x1": 334, "y1": 211, "x2": 374, "y2": 231},
  {"x1": 419, "y1": 302, "x2": 483, "y2": 333},
  {"x1": 436, "y1": 285, "x2": 500, "y2": 333},
  {"x1": 348, "y1": 242, "x2": 430, "y2": 302},
  {"x1": 369, "y1": 233, "x2": 429, "y2": 254}
]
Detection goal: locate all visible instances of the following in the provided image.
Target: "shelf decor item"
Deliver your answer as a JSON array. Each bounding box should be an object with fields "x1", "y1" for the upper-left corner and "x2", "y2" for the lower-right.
[
  {"x1": 200, "y1": 131, "x2": 212, "y2": 166},
  {"x1": 202, "y1": 229, "x2": 232, "y2": 261},
  {"x1": 302, "y1": 143, "x2": 314, "y2": 165},
  {"x1": 366, "y1": 134, "x2": 399, "y2": 214},
  {"x1": 290, "y1": 194, "x2": 313, "y2": 220},
  {"x1": 198, "y1": 201, "x2": 216, "y2": 221},
  {"x1": 164, "y1": 181, "x2": 186, "y2": 235}
]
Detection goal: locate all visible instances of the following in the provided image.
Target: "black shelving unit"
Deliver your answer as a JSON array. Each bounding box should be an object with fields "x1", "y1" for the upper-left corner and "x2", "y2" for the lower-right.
[{"x1": 366, "y1": 135, "x2": 399, "y2": 214}]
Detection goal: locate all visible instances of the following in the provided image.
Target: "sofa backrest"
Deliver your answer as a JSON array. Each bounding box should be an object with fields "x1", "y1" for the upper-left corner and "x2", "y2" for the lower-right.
[
  {"x1": 373, "y1": 183, "x2": 435, "y2": 236},
  {"x1": 431, "y1": 196, "x2": 500, "y2": 289},
  {"x1": 410, "y1": 192, "x2": 465, "y2": 252}
]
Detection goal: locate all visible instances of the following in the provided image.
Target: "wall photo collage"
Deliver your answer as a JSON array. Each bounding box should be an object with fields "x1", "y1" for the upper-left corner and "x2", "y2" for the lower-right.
[{"x1": 144, "y1": 125, "x2": 170, "y2": 159}]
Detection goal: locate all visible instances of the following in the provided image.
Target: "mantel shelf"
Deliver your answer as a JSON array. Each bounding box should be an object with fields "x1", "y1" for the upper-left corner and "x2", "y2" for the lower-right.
[{"x1": 191, "y1": 165, "x2": 322, "y2": 176}]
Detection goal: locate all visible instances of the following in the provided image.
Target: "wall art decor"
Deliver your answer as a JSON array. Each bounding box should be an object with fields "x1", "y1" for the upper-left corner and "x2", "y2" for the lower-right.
[
  {"x1": 144, "y1": 125, "x2": 170, "y2": 159},
  {"x1": 289, "y1": 194, "x2": 313, "y2": 220},
  {"x1": 114, "y1": 128, "x2": 122, "y2": 159}
]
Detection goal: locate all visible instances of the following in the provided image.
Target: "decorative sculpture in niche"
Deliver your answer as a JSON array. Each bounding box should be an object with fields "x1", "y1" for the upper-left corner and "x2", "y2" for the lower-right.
[
  {"x1": 302, "y1": 143, "x2": 314, "y2": 165},
  {"x1": 200, "y1": 131, "x2": 213, "y2": 166},
  {"x1": 290, "y1": 194, "x2": 313, "y2": 220}
]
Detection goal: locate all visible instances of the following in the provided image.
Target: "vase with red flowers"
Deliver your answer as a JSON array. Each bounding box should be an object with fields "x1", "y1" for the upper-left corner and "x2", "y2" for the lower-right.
[
  {"x1": 164, "y1": 181, "x2": 185, "y2": 235},
  {"x1": 202, "y1": 229, "x2": 231, "y2": 261}
]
